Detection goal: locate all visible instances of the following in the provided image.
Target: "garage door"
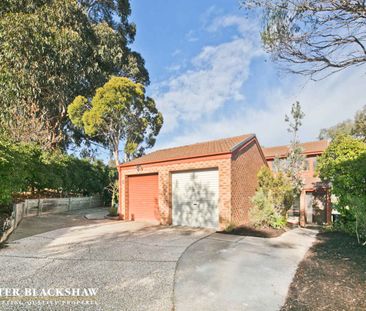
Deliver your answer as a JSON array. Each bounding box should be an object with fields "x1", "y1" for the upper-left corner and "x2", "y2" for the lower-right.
[
  {"x1": 128, "y1": 174, "x2": 159, "y2": 222},
  {"x1": 172, "y1": 169, "x2": 219, "y2": 228}
]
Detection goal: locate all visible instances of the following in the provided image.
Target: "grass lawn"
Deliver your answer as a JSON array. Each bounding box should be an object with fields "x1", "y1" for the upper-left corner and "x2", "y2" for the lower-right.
[{"x1": 281, "y1": 231, "x2": 366, "y2": 311}]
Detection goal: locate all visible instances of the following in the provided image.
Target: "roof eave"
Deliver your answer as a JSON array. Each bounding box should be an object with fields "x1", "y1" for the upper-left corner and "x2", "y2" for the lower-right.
[
  {"x1": 119, "y1": 151, "x2": 232, "y2": 168},
  {"x1": 230, "y1": 134, "x2": 256, "y2": 153},
  {"x1": 265, "y1": 150, "x2": 326, "y2": 160}
]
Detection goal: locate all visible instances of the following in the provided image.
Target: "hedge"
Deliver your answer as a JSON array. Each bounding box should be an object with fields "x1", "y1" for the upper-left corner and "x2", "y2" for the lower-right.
[{"x1": 0, "y1": 140, "x2": 111, "y2": 205}]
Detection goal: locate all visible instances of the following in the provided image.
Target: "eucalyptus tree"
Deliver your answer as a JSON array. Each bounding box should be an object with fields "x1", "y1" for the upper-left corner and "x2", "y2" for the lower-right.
[
  {"x1": 242, "y1": 1, "x2": 366, "y2": 79},
  {"x1": 68, "y1": 76, "x2": 163, "y2": 167},
  {"x1": 0, "y1": 0, "x2": 149, "y2": 149}
]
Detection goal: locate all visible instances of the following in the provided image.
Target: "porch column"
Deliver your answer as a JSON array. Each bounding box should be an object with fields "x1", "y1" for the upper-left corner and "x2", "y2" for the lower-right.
[{"x1": 299, "y1": 190, "x2": 306, "y2": 227}]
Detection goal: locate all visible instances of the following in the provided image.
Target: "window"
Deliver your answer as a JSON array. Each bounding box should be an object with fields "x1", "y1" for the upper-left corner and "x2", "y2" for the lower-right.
[{"x1": 304, "y1": 159, "x2": 310, "y2": 171}]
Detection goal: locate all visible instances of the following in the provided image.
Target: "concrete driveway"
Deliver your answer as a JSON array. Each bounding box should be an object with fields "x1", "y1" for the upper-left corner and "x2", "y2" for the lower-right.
[
  {"x1": 174, "y1": 228, "x2": 318, "y2": 311},
  {"x1": 0, "y1": 221, "x2": 212, "y2": 310},
  {"x1": 0, "y1": 219, "x2": 316, "y2": 311}
]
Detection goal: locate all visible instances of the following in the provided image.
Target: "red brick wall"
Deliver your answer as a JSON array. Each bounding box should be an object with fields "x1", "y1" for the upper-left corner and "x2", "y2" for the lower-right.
[
  {"x1": 230, "y1": 139, "x2": 267, "y2": 225},
  {"x1": 119, "y1": 155, "x2": 232, "y2": 229},
  {"x1": 266, "y1": 155, "x2": 321, "y2": 190}
]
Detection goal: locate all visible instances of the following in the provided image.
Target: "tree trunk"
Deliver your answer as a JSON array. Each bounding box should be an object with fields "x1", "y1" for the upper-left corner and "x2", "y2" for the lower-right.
[{"x1": 113, "y1": 148, "x2": 124, "y2": 220}]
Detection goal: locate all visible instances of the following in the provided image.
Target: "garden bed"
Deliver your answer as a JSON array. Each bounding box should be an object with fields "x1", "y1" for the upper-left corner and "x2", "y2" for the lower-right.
[
  {"x1": 220, "y1": 225, "x2": 286, "y2": 238},
  {"x1": 281, "y1": 231, "x2": 366, "y2": 311}
]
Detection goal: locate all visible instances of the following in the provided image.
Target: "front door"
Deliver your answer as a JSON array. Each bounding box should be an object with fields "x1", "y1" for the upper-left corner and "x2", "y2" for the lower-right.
[{"x1": 305, "y1": 192, "x2": 313, "y2": 224}]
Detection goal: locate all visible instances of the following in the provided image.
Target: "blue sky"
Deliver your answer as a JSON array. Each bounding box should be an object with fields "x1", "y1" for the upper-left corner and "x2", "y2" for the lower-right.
[{"x1": 102, "y1": 0, "x2": 366, "y2": 159}]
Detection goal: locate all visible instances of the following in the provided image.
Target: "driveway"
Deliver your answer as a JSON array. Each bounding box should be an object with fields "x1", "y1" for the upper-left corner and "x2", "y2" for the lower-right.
[
  {"x1": 7, "y1": 207, "x2": 110, "y2": 242},
  {"x1": 174, "y1": 228, "x2": 318, "y2": 311},
  {"x1": 0, "y1": 219, "x2": 317, "y2": 311},
  {"x1": 0, "y1": 221, "x2": 212, "y2": 310}
]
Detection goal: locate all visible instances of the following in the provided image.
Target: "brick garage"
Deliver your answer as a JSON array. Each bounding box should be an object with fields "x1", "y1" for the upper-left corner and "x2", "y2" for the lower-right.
[{"x1": 118, "y1": 134, "x2": 267, "y2": 230}]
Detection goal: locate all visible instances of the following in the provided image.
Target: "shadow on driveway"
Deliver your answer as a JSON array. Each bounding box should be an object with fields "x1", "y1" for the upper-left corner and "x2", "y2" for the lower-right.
[{"x1": 7, "y1": 207, "x2": 110, "y2": 242}]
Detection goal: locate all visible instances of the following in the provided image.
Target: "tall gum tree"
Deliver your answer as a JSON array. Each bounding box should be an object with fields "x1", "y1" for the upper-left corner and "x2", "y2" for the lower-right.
[
  {"x1": 68, "y1": 76, "x2": 163, "y2": 218},
  {"x1": 68, "y1": 76, "x2": 163, "y2": 167},
  {"x1": 0, "y1": 0, "x2": 149, "y2": 149}
]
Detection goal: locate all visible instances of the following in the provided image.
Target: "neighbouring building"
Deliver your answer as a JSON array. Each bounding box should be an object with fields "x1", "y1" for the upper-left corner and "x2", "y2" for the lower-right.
[
  {"x1": 263, "y1": 140, "x2": 332, "y2": 226},
  {"x1": 118, "y1": 134, "x2": 267, "y2": 230}
]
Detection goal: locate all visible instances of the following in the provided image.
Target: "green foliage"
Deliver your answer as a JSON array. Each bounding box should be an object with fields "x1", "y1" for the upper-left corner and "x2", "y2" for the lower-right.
[
  {"x1": 317, "y1": 135, "x2": 366, "y2": 204},
  {"x1": 224, "y1": 223, "x2": 236, "y2": 233},
  {"x1": 250, "y1": 188, "x2": 287, "y2": 229},
  {"x1": 257, "y1": 166, "x2": 294, "y2": 212},
  {"x1": 317, "y1": 135, "x2": 366, "y2": 244},
  {"x1": 0, "y1": 141, "x2": 28, "y2": 204},
  {"x1": 68, "y1": 76, "x2": 163, "y2": 164},
  {"x1": 318, "y1": 120, "x2": 354, "y2": 141},
  {"x1": 274, "y1": 101, "x2": 305, "y2": 194},
  {"x1": 0, "y1": 0, "x2": 149, "y2": 149},
  {"x1": 250, "y1": 166, "x2": 293, "y2": 229},
  {"x1": 0, "y1": 140, "x2": 110, "y2": 205},
  {"x1": 318, "y1": 105, "x2": 366, "y2": 141},
  {"x1": 354, "y1": 105, "x2": 366, "y2": 141}
]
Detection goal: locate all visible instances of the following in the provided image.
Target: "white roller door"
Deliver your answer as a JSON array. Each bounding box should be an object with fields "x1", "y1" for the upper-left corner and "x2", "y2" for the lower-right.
[{"x1": 172, "y1": 169, "x2": 219, "y2": 229}]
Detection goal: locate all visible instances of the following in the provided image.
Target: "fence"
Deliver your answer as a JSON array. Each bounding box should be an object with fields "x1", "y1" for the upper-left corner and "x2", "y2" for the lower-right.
[
  {"x1": 0, "y1": 195, "x2": 102, "y2": 243},
  {"x1": 21, "y1": 196, "x2": 102, "y2": 217}
]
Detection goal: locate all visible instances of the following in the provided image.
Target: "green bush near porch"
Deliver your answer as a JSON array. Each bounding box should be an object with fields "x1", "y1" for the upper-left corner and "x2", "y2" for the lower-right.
[
  {"x1": 317, "y1": 135, "x2": 366, "y2": 244},
  {"x1": 250, "y1": 166, "x2": 294, "y2": 229}
]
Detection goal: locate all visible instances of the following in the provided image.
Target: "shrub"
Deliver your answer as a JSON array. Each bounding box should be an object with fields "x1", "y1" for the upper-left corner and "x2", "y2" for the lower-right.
[
  {"x1": 250, "y1": 188, "x2": 287, "y2": 229},
  {"x1": 249, "y1": 166, "x2": 293, "y2": 229},
  {"x1": 0, "y1": 139, "x2": 110, "y2": 205},
  {"x1": 257, "y1": 166, "x2": 294, "y2": 214},
  {"x1": 317, "y1": 135, "x2": 366, "y2": 244}
]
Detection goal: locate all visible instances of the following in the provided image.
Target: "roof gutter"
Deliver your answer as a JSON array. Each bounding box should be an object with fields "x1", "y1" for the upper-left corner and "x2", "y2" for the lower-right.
[
  {"x1": 265, "y1": 150, "x2": 326, "y2": 160},
  {"x1": 119, "y1": 151, "x2": 232, "y2": 168}
]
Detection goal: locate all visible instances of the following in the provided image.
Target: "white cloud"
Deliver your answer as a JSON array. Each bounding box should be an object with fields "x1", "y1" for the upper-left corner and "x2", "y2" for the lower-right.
[
  {"x1": 185, "y1": 30, "x2": 199, "y2": 42},
  {"x1": 152, "y1": 14, "x2": 365, "y2": 150},
  {"x1": 172, "y1": 49, "x2": 182, "y2": 57},
  {"x1": 153, "y1": 16, "x2": 263, "y2": 133},
  {"x1": 159, "y1": 67, "x2": 365, "y2": 149},
  {"x1": 207, "y1": 15, "x2": 258, "y2": 36},
  {"x1": 166, "y1": 64, "x2": 182, "y2": 72}
]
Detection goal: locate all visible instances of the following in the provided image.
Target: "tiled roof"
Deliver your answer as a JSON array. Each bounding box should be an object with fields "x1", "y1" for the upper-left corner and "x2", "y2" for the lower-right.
[
  {"x1": 263, "y1": 140, "x2": 329, "y2": 159},
  {"x1": 121, "y1": 134, "x2": 255, "y2": 166}
]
